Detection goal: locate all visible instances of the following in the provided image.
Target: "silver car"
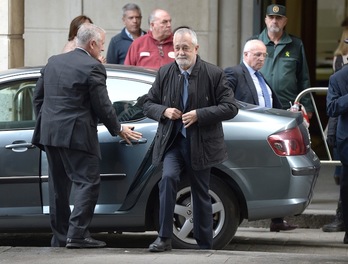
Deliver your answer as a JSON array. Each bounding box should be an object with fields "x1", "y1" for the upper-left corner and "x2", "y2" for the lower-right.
[{"x1": 0, "y1": 65, "x2": 320, "y2": 249}]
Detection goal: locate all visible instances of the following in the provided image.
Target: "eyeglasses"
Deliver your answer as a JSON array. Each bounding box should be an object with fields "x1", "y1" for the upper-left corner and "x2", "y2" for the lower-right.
[
  {"x1": 247, "y1": 51, "x2": 268, "y2": 58},
  {"x1": 157, "y1": 45, "x2": 164, "y2": 57}
]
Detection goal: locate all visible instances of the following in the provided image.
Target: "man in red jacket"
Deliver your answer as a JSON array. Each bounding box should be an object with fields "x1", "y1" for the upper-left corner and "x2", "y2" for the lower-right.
[{"x1": 124, "y1": 9, "x2": 174, "y2": 69}]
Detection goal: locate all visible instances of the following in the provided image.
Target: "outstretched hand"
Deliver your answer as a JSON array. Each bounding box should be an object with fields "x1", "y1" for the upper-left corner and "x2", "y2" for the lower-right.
[{"x1": 119, "y1": 126, "x2": 142, "y2": 145}]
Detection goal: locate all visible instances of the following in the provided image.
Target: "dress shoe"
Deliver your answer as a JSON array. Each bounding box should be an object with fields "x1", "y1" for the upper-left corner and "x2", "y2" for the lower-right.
[
  {"x1": 66, "y1": 237, "x2": 106, "y2": 249},
  {"x1": 323, "y1": 201, "x2": 345, "y2": 232},
  {"x1": 270, "y1": 220, "x2": 298, "y2": 232},
  {"x1": 148, "y1": 237, "x2": 172, "y2": 252},
  {"x1": 344, "y1": 232, "x2": 348, "y2": 244},
  {"x1": 334, "y1": 174, "x2": 340, "y2": 185},
  {"x1": 322, "y1": 218, "x2": 345, "y2": 232}
]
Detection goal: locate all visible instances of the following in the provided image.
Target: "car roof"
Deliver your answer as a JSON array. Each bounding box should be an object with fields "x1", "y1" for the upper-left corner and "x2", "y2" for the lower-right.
[{"x1": 0, "y1": 64, "x2": 157, "y2": 81}]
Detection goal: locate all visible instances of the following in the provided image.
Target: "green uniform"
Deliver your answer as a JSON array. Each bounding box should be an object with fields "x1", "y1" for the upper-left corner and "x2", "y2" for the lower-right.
[{"x1": 256, "y1": 29, "x2": 313, "y2": 112}]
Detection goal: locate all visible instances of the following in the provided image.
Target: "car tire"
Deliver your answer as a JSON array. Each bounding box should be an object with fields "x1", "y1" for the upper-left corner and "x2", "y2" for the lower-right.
[{"x1": 171, "y1": 174, "x2": 240, "y2": 250}]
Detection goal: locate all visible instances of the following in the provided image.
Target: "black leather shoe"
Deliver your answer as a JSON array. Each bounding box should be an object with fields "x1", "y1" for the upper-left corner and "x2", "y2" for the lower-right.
[
  {"x1": 322, "y1": 218, "x2": 345, "y2": 232},
  {"x1": 344, "y1": 233, "x2": 348, "y2": 244},
  {"x1": 270, "y1": 221, "x2": 298, "y2": 232},
  {"x1": 148, "y1": 237, "x2": 172, "y2": 252},
  {"x1": 66, "y1": 237, "x2": 106, "y2": 248}
]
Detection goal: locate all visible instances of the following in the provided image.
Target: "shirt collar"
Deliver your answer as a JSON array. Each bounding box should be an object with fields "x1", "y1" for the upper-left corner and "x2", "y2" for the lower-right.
[
  {"x1": 180, "y1": 67, "x2": 193, "y2": 75},
  {"x1": 76, "y1": 47, "x2": 91, "y2": 57},
  {"x1": 125, "y1": 28, "x2": 134, "y2": 40},
  {"x1": 125, "y1": 28, "x2": 144, "y2": 40},
  {"x1": 243, "y1": 60, "x2": 257, "y2": 76}
]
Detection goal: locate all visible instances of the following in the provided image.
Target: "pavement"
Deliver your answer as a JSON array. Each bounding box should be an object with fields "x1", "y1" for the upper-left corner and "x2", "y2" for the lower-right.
[{"x1": 0, "y1": 164, "x2": 347, "y2": 263}]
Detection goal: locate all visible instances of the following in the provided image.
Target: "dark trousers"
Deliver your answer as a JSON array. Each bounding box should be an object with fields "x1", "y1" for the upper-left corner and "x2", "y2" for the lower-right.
[
  {"x1": 338, "y1": 138, "x2": 348, "y2": 231},
  {"x1": 340, "y1": 164, "x2": 348, "y2": 230},
  {"x1": 158, "y1": 135, "x2": 213, "y2": 249},
  {"x1": 45, "y1": 146, "x2": 100, "y2": 247}
]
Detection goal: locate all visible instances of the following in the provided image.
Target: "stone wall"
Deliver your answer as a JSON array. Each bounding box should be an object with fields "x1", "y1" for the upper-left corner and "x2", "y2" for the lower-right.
[{"x1": 22, "y1": 0, "x2": 250, "y2": 69}]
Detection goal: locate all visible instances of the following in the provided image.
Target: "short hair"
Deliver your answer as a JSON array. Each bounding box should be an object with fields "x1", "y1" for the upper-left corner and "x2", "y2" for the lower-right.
[
  {"x1": 68, "y1": 15, "x2": 93, "y2": 41},
  {"x1": 148, "y1": 9, "x2": 157, "y2": 25},
  {"x1": 76, "y1": 23, "x2": 105, "y2": 47},
  {"x1": 122, "y1": 3, "x2": 142, "y2": 17},
  {"x1": 174, "y1": 27, "x2": 198, "y2": 46},
  {"x1": 148, "y1": 9, "x2": 168, "y2": 25}
]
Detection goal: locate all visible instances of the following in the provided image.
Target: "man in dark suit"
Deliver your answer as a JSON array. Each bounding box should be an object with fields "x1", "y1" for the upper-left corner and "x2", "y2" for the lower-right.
[
  {"x1": 327, "y1": 58, "x2": 348, "y2": 243},
  {"x1": 224, "y1": 39, "x2": 282, "y2": 108},
  {"x1": 32, "y1": 23, "x2": 142, "y2": 248},
  {"x1": 143, "y1": 27, "x2": 238, "y2": 252},
  {"x1": 224, "y1": 39, "x2": 298, "y2": 232}
]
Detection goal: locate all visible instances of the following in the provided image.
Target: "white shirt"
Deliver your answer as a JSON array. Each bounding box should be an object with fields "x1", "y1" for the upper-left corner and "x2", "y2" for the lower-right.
[{"x1": 243, "y1": 61, "x2": 273, "y2": 107}]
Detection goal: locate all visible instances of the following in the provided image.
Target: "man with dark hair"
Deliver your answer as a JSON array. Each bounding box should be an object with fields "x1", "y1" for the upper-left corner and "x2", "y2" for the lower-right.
[{"x1": 106, "y1": 3, "x2": 146, "y2": 64}]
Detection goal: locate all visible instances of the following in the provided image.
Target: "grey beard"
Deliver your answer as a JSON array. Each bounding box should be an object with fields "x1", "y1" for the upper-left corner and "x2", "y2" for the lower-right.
[
  {"x1": 268, "y1": 26, "x2": 281, "y2": 33},
  {"x1": 176, "y1": 59, "x2": 190, "y2": 69}
]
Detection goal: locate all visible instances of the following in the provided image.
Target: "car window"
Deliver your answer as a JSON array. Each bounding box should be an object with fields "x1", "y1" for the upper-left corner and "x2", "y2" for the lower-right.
[
  {"x1": 106, "y1": 77, "x2": 151, "y2": 122},
  {"x1": 0, "y1": 80, "x2": 37, "y2": 130}
]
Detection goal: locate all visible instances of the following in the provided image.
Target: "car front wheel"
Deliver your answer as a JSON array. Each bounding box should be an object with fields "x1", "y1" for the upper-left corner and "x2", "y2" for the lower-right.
[{"x1": 171, "y1": 174, "x2": 240, "y2": 250}]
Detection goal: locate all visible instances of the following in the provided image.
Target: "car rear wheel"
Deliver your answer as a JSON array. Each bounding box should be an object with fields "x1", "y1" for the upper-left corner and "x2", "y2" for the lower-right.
[{"x1": 171, "y1": 174, "x2": 240, "y2": 249}]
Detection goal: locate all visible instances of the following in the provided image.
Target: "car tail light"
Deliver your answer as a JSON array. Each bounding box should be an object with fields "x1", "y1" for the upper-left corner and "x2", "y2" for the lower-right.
[{"x1": 267, "y1": 126, "x2": 308, "y2": 156}]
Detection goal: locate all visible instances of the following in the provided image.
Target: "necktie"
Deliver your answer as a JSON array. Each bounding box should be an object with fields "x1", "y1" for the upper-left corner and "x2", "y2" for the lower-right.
[
  {"x1": 181, "y1": 71, "x2": 189, "y2": 137},
  {"x1": 182, "y1": 71, "x2": 189, "y2": 109},
  {"x1": 255, "y1": 71, "x2": 272, "y2": 108}
]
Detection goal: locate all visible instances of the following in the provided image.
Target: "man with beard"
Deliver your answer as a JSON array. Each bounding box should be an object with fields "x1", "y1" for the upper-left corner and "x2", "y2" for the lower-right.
[
  {"x1": 250, "y1": 4, "x2": 311, "y2": 232},
  {"x1": 252, "y1": 4, "x2": 313, "y2": 117},
  {"x1": 143, "y1": 27, "x2": 239, "y2": 251}
]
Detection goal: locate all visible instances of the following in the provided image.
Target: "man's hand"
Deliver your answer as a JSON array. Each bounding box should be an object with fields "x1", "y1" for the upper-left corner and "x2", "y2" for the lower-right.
[
  {"x1": 98, "y1": 55, "x2": 107, "y2": 64},
  {"x1": 119, "y1": 126, "x2": 142, "y2": 145},
  {"x1": 326, "y1": 135, "x2": 336, "y2": 148},
  {"x1": 163, "y1": 108, "x2": 182, "y2": 120},
  {"x1": 182, "y1": 110, "x2": 197, "y2": 128}
]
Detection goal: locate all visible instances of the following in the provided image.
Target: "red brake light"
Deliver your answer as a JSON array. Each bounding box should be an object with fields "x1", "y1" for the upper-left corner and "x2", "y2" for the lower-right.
[{"x1": 267, "y1": 126, "x2": 308, "y2": 156}]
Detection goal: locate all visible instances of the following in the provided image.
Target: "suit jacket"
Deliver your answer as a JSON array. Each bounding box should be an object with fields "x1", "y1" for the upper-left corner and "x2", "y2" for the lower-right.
[
  {"x1": 224, "y1": 62, "x2": 282, "y2": 109},
  {"x1": 327, "y1": 65, "x2": 348, "y2": 144},
  {"x1": 32, "y1": 48, "x2": 121, "y2": 159}
]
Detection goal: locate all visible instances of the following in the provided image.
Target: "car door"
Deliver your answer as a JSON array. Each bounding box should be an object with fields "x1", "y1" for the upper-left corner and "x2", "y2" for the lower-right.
[
  {"x1": 94, "y1": 72, "x2": 157, "y2": 214},
  {"x1": 0, "y1": 78, "x2": 42, "y2": 215}
]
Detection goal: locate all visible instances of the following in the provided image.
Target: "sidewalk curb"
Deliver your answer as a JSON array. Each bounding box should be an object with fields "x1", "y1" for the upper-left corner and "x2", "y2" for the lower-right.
[{"x1": 240, "y1": 210, "x2": 335, "y2": 229}]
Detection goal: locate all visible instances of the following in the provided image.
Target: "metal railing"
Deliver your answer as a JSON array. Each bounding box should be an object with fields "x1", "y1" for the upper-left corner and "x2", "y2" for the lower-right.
[{"x1": 294, "y1": 87, "x2": 341, "y2": 166}]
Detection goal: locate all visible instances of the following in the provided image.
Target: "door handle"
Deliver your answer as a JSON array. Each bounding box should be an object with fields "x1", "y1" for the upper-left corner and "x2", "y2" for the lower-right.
[
  {"x1": 5, "y1": 142, "x2": 36, "y2": 152},
  {"x1": 119, "y1": 138, "x2": 147, "y2": 145}
]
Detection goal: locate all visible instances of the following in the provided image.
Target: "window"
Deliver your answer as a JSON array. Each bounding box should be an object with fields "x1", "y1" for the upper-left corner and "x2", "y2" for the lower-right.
[
  {"x1": 106, "y1": 77, "x2": 151, "y2": 122},
  {"x1": 0, "y1": 80, "x2": 37, "y2": 130}
]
